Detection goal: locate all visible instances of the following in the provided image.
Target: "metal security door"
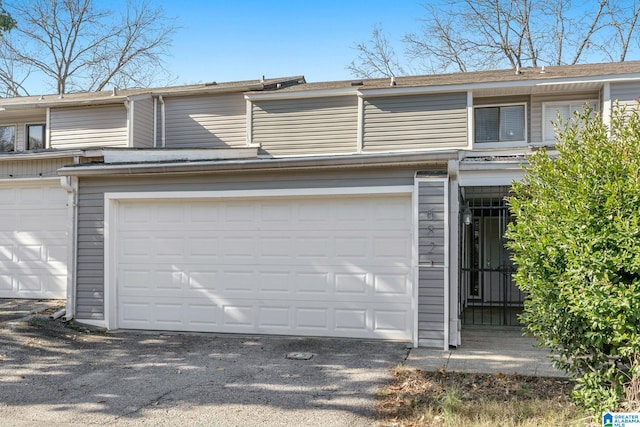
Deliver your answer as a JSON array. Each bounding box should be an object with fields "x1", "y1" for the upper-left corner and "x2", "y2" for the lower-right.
[{"x1": 460, "y1": 187, "x2": 523, "y2": 326}]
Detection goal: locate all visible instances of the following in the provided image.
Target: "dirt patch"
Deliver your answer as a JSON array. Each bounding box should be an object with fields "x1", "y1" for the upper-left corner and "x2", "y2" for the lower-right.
[{"x1": 376, "y1": 367, "x2": 584, "y2": 426}]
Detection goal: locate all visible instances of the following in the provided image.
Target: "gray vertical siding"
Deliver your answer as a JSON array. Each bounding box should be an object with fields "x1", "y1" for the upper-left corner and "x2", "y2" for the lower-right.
[
  {"x1": 50, "y1": 105, "x2": 128, "y2": 148},
  {"x1": 0, "y1": 157, "x2": 73, "y2": 179},
  {"x1": 530, "y1": 91, "x2": 599, "y2": 143},
  {"x1": 163, "y1": 93, "x2": 247, "y2": 148},
  {"x1": 251, "y1": 96, "x2": 358, "y2": 156},
  {"x1": 74, "y1": 167, "x2": 422, "y2": 320},
  {"x1": 363, "y1": 93, "x2": 467, "y2": 151},
  {"x1": 131, "y1": 97, "x2": 154, "y2": 148},
  {"x1": 417, "y1": 180, "x2": 446, "y2": 348}
]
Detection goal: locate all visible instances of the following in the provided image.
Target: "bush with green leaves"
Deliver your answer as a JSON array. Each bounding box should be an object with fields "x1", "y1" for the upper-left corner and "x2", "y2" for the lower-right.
[{"x1": 506, "y1": 104, "x2": 640, "y2": 416}]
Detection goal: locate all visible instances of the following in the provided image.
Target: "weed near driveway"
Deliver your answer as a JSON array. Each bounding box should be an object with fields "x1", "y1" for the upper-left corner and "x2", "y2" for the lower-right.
[{"x1": 376, "y1": 367, "x2": 592, "y2": 426}]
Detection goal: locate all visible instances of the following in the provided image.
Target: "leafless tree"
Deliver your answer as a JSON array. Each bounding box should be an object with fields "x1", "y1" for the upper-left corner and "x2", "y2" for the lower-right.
[
  {"x1": 347, "y1": 25, "x2": 405, "y2": 78},
  {"x1": 349, "y1": 0, "x2": 640, "y2": 78},
  {"x1": 2, "y1": 0, "x2": 176, "y2": 96}
]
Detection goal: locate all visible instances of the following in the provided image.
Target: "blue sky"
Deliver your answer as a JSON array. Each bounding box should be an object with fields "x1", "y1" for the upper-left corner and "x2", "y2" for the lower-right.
[{"x1": 163, "y1": 0, "x2": 425, "y2": 85}]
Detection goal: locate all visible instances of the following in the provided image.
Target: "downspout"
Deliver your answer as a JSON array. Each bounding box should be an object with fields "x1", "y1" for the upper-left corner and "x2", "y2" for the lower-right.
[
  {"x1": 159, "y1": 95, "x2": 166, "y2": 147},
  {"x1": 153, "y1": 97, "x2": 158, "y2": 147},
  {"x1": 60, "y1": 174, "x2": 78, "y2": 321}
]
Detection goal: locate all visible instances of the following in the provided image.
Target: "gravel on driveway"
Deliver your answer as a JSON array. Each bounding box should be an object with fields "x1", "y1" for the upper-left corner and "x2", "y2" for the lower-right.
[{"x1": 0, "y1": 301, "x2": 409, "y2": 426}]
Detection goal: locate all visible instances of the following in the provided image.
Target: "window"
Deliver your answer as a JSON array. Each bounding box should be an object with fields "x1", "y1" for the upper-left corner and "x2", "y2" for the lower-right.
[
  {"x1": 475, "y1": 105, "x2": 525, "y2": 143},
  {"x1": 543, "y1": 101, "x2": 599, "y2": 142},
  {"x1": 0, "y1": 125, "x2": 16, "y2": 152},
  {"x1": 26, "y1": 124, "x2": 45, "y2": 150}
]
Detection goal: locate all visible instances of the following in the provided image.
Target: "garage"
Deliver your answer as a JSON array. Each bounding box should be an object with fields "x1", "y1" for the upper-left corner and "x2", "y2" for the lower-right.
[
  {"x1": 0, "y1": 180, "x2": 68, "y2": 299},
  {"x1": 106, "y1": 188, "x2": 414, "y2": 340}
]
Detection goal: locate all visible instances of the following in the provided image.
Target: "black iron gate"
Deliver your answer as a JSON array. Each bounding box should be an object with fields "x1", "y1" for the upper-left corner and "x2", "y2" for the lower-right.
[{"x1": 460, "y1": 187, "x2": 524, "y2": 326}]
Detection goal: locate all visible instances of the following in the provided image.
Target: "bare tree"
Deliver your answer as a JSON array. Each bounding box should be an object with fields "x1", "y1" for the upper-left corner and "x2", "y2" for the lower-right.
[
  {"x1": 347, "y1": 25, "x2": 404, "y2": 78},
  {"x1": 2, "y1": 0, "x2": 176, "y2": 96},
  {"x1": 349, "y1": 0, "x2": 640, "y2": 78}
]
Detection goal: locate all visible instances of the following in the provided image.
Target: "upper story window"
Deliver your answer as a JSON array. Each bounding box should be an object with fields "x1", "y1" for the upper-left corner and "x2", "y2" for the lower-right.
[
  {"x1": 474, "y1": 104, "x2": 526, "y2": 144},
  {"x1": 543, "y1": 101, "x2": 599, "y2": 142},
  {"x1": 0, "y1": 125, "x2": 16, "y2": 152},
  {"x1": 26, "y1": 124, "x2": 45, "y2": 150}
]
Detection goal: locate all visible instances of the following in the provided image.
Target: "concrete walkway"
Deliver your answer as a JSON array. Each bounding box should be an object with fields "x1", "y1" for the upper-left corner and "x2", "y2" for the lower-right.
[{"x1": 406, "y1": 326, "x2": 566, "y2": 377}]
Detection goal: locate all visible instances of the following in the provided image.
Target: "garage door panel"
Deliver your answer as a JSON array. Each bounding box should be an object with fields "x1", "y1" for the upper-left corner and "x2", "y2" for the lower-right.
[
  {"x1": 0, "y1": 182, "x2": 68, "y2": 299},
  {"x1": 115, "y1": 195, "x2": 413, "y2": 340}
]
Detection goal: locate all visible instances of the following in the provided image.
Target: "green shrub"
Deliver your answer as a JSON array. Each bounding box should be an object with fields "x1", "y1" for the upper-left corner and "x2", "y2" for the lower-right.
[{"x1": 506, "y1": 104, "x2": 640, "y2": 416}]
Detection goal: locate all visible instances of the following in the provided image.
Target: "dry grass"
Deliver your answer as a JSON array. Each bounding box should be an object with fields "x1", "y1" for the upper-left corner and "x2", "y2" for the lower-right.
[{"x1": 376, "y1": 366, "x2": 592, "y2": 426}]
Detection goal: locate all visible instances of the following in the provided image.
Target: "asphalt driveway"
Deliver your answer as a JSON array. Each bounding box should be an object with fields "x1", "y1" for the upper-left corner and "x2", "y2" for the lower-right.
[{"x1": 0, "y1": 300, "x2": 409, "y2": 426}]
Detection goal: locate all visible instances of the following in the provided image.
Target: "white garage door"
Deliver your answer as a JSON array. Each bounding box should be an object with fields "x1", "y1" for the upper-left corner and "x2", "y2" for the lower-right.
[
  {"x1": 0, "y1": 181, "x2": 68, "y2": 299},
  {"x1": 114, "y1": 193, "x2": 413, "y2": 340}
]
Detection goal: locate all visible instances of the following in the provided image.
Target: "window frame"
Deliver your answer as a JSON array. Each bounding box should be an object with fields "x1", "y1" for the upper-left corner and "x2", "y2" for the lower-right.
[
  {"x1": 0, "y1": 124, "x2": 16, "y2": 153},
  {"x1": 473, "y1": 102, "x2": 528, "y2": 147},
  {"x1": 541, "y1": 100, "x2": 599, "y2": 143},
  {"x1": 26, "y1": 123, "x2": 46, "y2": 151}
]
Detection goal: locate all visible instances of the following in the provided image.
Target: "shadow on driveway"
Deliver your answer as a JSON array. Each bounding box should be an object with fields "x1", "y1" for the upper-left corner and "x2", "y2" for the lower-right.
[{"x1": 0, "y1": 300, "x2": 409, "y2": 426}]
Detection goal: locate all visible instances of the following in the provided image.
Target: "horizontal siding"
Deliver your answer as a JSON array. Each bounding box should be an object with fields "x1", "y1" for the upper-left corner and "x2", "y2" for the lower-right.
[
  {"x1": 75, "y1": 167, "x2": 422, "y2": 320},
  {"x1": 0, "y1": 157, "x2": 73, "y2": 179},
  {"x1": 252, "y1": 96, "x2": 358, "y2": 156},
  {"x1": 364, "y1": 93, "x2": 467, "y2": 151},
  {"x1": 50, "y1": 105, "x2": 128, "y2": 148},
  {"x1": 611, "y1": 82, "x2": 640, "y2": 104},
  {"x1": 530, "y1": 91, "x2": 599, "y2": 143},
  {"x1": 417, "y1": 180, "x2": 446, "y2": 348},
  {"x1": 164, "y1": 93, "x2": 246, "y2": 148},
  {"x1": 131, "y1": 97, "x2": 154, "y2": 148}
]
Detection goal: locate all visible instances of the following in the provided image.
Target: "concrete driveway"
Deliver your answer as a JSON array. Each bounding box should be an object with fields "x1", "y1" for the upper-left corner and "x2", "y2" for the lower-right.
[{"x1": 0, "y1": 300, "x2": 409, "y2": 426}]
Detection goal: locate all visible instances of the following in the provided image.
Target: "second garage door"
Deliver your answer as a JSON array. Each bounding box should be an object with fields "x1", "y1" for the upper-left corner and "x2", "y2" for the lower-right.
[
  {"x1": 0, "y1": 181, "x2": 68, "y2": 299},
  {"x1": 113, "y1": 193, "x2": 414, "y2": 340}
]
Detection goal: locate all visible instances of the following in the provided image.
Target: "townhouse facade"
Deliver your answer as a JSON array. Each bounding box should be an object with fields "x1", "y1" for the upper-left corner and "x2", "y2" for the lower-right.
[{"x1": 1, "y1": 63, "x2": 639, "y2": 348}]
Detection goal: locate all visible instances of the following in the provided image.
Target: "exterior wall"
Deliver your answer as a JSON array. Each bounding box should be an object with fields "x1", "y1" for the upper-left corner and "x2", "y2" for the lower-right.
[
  {"x1": 363, "y1": 93, "x2": 467, "y2": 151},
  {"x1": 74, "y1": 166, "x2": 442, "y2": 320},
  {"x1": 530, "y1": 91, "x2": 600, "y2": 143},
  {"x1": 130, "y1": 97, "x2": 154, "y2": 148},
  {"x1": 50, "y1": 105, "x2": 128, "y2": 149},
  {"x1": 252, "y1": 96, "x2": 358, "y2": 156},
  {"x1": 0, "y1": 112, "x2": 47, "y2": 151},
  {"x1": 611, "y1": 82, "x2": 640, "y2": 111},
  {"x1": 164, "y1": 93, "x2": 246, "y2": 148},
  {"x1": 0, "y1": 157, "x2": 73, "y2": 179},
  {"x1": 417, "y1": 179, "x2": 447, "y2": 348}
]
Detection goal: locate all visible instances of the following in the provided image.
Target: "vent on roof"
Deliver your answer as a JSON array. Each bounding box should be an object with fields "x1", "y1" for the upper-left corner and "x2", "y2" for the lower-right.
[
  {"x1": 204, "y1": 81, "x2": 217, "y2": 86},
  {"x1": 350, "y1": 80, "x2": 363, "y2": 86},
  {"x1": 390, "y1": 76, "x2": 396, "y2": 86}
]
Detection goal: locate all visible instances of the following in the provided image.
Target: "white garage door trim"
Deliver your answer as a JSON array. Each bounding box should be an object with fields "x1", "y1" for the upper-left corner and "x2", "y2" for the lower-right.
[
  {"x1": 104, "y1": 186, "x2": 415, "y2": 342},
  {"x1": 0, "y1": 178, "x2": 69, "y2": 299}
]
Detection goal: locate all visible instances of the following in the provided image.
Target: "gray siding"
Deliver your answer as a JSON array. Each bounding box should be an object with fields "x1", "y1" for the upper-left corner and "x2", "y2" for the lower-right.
[
  {"x1": 0, "y1": 112, "x2": 47, "y2": 151},
  {"x1": 0, "y1": 157, "x2": 73, "y2": 179},
  {"x1": 417, "y1": 180, "x2": 446, "y2": 348},
  {"x1": 50, "y1": 105, "x2": 128, "y2": 148},
  {"x1": 611, "y1": 82, "x2": 640, "y2": 112},
  {"x1": 131, "y1": 97, "x2": 154, "y2": 148},
  {"x1": 363, "y1": 93, "x2": 467, "y2": 151},
  {"x1": 75, "y1": 167, "x2": 428, "y2": 320},
  {"x1": 530, "y1": 91, "x2": 599, "y2": 143},
  {"x1": 252, "y1": 96, "x2": 358, "y2": 156},
  {"x1": 164, "y1": 93, "x2": 246, "y2": 148}
]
